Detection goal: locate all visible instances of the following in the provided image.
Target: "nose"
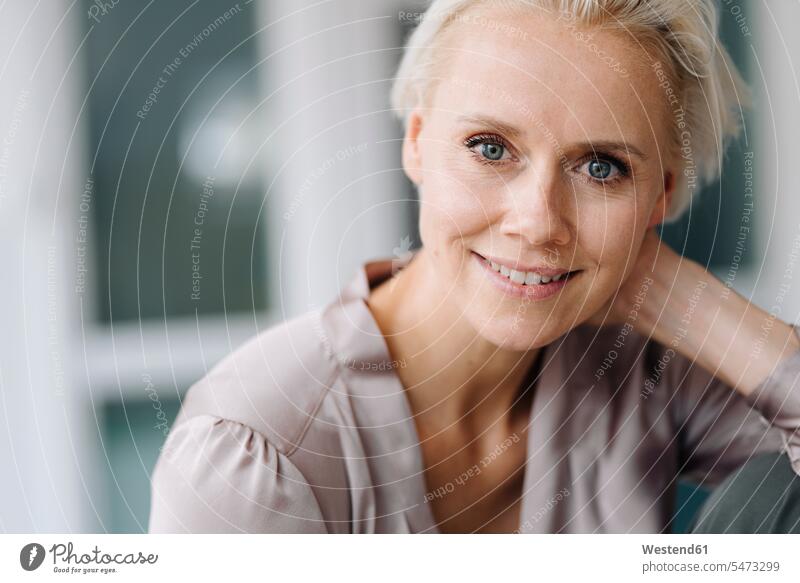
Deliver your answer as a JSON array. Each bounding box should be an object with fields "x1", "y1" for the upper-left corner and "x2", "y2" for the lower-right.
[{"x1": 499, "y1": 165, "x2": 572, "y2": 248}]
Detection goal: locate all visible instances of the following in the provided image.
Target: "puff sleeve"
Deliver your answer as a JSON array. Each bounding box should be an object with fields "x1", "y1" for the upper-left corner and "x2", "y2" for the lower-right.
[
  {"x1": 148, "y1": 414, "x2": 327, "y2": 533},
  {"x1": 676, "y1": 322, "x2": 800, "y2": 486}
]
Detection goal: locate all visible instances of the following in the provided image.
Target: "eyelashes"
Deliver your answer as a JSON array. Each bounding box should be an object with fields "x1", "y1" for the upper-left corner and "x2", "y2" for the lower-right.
[
  {"x1": 572, "y1": 152, "x2": 631, "y2": 186},
  {"x1": 463, "y1": 133, "x2": 516, "y2": 166},
  {"x1": 462, "y1": 132, "x2": 632, "y2": 186}
]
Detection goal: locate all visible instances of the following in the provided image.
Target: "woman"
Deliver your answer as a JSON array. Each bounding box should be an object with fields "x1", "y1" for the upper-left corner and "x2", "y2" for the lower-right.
[{"x1": 149, "y1": 0, "x2": 800, "y2": 533}]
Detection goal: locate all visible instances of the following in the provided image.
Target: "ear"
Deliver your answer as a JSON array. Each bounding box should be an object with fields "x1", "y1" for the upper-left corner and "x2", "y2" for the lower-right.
[
  {"x1": 647, "y1": 171, "x2": 675, "y2": 229},
  {"x1": 401, "y1": 109, "x2": 425, "y2": 186}
]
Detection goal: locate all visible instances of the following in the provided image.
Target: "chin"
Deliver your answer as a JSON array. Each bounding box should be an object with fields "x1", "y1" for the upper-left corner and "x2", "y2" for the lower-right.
[{"x1": 467, "y1": 310, "x2": 568, "y2": 352}]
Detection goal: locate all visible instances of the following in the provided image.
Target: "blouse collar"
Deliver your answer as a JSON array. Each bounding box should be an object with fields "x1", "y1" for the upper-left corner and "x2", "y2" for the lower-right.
[
  {"x1": 318, "y1": 250, "x2": 440, "y2": 532},
  {"x1": 320, "y1": 251, "x2": 419, "y2": 371}
]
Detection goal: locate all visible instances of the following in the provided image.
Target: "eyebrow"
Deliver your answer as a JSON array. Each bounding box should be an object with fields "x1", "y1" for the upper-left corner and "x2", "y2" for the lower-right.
[
  {"x1": 579, "y1": 140, "x2": 648, "y2": 161},
  {"x1": 456, "y1": 114, "x2": 648, "y2": 160},
  {"x1": 456, "y1": 114, "x2": 525, "y2": 139}
]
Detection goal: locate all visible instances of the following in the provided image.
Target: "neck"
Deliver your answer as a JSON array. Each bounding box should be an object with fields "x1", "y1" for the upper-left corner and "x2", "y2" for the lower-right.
[{"x1": 366, "y1": 247, "x2": 540, "y2": 434}]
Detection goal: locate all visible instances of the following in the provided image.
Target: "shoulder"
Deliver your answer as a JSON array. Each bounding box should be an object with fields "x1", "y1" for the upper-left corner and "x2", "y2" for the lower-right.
[
  {"x1": 149, "y1": 413, "x2": 327, "y2": 533},
  {"x1": 174, "y1": 308, "x2": 341, "y2": 456},
  {"x1": 149, "y1": 309, "x2": 343, "y2": 532}
]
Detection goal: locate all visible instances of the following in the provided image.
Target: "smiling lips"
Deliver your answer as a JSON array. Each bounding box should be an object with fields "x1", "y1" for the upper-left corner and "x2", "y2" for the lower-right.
[{"x1": 472, "y1": 251, "x2": 579, "y2": 299}]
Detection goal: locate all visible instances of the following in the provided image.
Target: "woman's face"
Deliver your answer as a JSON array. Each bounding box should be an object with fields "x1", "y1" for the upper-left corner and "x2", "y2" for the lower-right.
[{"x1": 402, "y1": 7, "x2": 676, "y2": 351}]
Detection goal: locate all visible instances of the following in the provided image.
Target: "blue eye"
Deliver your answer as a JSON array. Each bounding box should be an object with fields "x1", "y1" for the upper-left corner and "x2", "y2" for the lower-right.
[
  {"x1": 581, "y1": 157, "x2": 624, "y2": 182},
  {"x1": 464, "y1": 134, "x2": 514, "y2": 164},
  {"x1": 480, "y1": 142, "x2": 506, "y2": 161},
  {"x1": 589, "y1": 159, "x2": 612, "y2": 179}
]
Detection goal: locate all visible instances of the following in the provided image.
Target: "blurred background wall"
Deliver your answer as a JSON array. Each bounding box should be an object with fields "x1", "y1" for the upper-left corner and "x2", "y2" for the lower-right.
[{"x1": 0, "y1": 0, "x2": 798, "y2": 533}]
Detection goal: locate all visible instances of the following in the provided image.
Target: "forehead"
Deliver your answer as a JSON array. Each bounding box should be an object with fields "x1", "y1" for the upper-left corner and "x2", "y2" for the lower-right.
[{"x1": 432, "y1": 7, "x2": 670, "y2": 149}]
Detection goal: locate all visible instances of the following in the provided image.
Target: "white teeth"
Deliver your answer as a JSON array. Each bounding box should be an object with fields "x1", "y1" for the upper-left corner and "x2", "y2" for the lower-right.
[
  {"x1": 524, "y1": 272, "x2": 541, "y2": 285},
  {"x1": 509, "y1": 269, "x2": 526, "y2": 284},
  {"x1": 482, "y1": 257, "x2": 567, "y2": 287}
]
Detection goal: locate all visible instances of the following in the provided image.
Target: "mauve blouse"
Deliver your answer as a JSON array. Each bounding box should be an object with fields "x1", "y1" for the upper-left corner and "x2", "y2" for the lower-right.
[{"x1": 148, "y1": 254, "x2": 800, "y2": 533}]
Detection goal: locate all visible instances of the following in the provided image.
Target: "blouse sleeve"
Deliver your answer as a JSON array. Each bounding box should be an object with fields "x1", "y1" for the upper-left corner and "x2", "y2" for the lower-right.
[
  {"x1": 148, "y1": 414, "x2": 327, "y2": 533},
  {"x1": 676, "y1": 322, "x2": 800, "y2": 486}
]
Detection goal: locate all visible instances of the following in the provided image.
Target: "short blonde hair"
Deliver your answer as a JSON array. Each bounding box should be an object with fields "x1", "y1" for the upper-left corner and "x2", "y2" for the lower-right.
[{"x1": 391, "y1": 0, "x2": 749, "y2": 222}]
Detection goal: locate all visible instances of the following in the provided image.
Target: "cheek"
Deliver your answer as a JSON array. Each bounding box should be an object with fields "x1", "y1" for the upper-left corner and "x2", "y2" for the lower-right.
[
  {"x1": 577, "y1": 200, "x2": 641, "y2": 274},
  {"x1": 418, "y1": 176, "x2": 496, "y2": 249},
  {"x1": 417, "y1": 138, "x2": 518, "y2": 250}
]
